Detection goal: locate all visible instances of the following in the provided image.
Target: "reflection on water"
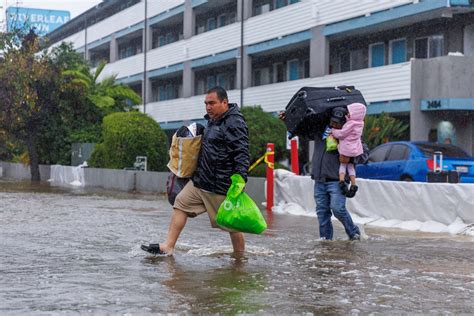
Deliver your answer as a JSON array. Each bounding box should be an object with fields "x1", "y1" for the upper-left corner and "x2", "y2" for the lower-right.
[{"x1": 1, "y1": 180, "x2": 473, "y2": 314}]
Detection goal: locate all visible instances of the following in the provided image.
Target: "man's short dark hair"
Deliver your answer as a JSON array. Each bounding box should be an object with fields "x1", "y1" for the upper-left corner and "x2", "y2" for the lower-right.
[{"x1": 206, "y1": 86, "x2": 228, "y2": 102}]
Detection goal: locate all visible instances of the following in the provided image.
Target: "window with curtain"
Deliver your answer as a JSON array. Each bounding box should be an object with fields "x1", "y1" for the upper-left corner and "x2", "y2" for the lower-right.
[
  {"x1": 218, "y1": 14, "x2": 227, "y2": 27},
  {"x1": 429, "y1": 35, "x2": 444, "y2": 58},
  {"x1": 206, "y1": 75, "x2": 216, "y2": 90},
  {"x1": 370, "y1": 43, "x2": 385, "y2": 67},
  {"x1": 207, "y1": 17, "x2": 217, "y2": 31},
  {"x1": 275, "y1": 0, "x2": 287, "y2": 9},
  {"x1": 390, "y1": 39, "x2": 406, "y2": 64},
  {"x1": 159, "y1": 86, "x2": 166, "y2": 101},
  {"x1": 217, "y1": 74, "x2": 227, "y2": 89},
  {"x1": 288, "y1": 59, "x2": 299, "y2": 81},
  {"x1": 159, "y1": 35, "x2": 166, "y2": 47}
]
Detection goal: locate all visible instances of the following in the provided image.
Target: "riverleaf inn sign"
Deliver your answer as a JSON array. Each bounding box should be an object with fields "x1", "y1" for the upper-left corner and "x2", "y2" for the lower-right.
[{"x1": 6, "y1": 7, "x2": 70, "y2": 36}]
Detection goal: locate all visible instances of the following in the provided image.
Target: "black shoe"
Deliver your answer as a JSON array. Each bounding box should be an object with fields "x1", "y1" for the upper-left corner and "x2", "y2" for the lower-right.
[
  {"x1": 141, "y1": 243, "x2": 168, "y2": 255},
  {"x1": 345, "y1": 185, "x2": 358, "y2": 198},
  {"x1": 339, "y1": 181, "x2": 348, "y2": 194}
]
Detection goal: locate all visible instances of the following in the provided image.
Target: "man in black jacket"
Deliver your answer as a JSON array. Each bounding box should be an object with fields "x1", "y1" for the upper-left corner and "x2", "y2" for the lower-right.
[
  {"x1": 311, "y1": 127, "x2": 361, "y2": 241},
  {"x1": 142, "y1": 87, "x2": 250, "y2": 256},
  {"x1": 279, "y1": 111, "x2": 360, "y2": 241}
]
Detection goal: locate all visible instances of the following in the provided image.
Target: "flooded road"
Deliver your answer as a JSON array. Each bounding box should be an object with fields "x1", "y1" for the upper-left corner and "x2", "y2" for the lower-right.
[{"x1": 1, "y1": 180, "x2": 473, "y2": 314}]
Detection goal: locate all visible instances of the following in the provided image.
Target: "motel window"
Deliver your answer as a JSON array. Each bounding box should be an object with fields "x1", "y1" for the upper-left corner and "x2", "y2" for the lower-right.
[
  {"x1": 415, "y1": 38, "x2": 428, "y2": 58},
  {"x1": 254, "y1": 67, "x2": 271, "y2": 86},
  {"x1": 275, "y1": 0, "x2": 287, "y2": 9},
  {"x1": 196, "y1": 24, "x2": 205, "y2": 35},
  {"x1": 159, "y1": 86, "x2": 166, "y2": 101},
  {"x1": 429, "y1": 35, "x2": 444, "y2": 58},
  {"x1": 351, "y1": 49, "x2": 366, "y2": 71},
  {"x1": 390, "y1": 39, "x2": 406, "y2": 64},
  {"x1": 196, "y1": 79, "x2": 206, "y2": 95},
  {"x1": 288, "y1": 59, "x2": 299, "y2": 80},
  {"x1": 303, "y1": 59, "x2": 310, "y2": 78},
  {"x1": 370, "y1": 43, "x2": 385, "y2": 68},
  {"x1": 415, "y1": 35, "x2": 444, "y2": 59},
  {"x1": 340, "y1": 52, "x2": 350, "y2": 73},
  {"x1": 256, "y1": 3, "x2": 271, "y2": 15},
  {"x1": 207, "y1": 17, "x2": 217, "y2": 31},
  {"x1": 159, "y1": 35, "x2": 166, "y2": 47},
  {"x1": 206, "y1": 75, "x2": 216, "y2": 90},
  {"x1": 218, "y1": 14, "x2": 227, "y2": 27},
  {"x1": 273, "y1": 62, "x2": 285, "y2": 82}
]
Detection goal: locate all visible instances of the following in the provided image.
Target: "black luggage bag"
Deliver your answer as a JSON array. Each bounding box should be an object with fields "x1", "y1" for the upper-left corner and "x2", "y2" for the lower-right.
[{"x1": 284, "y1": 86, "x2": 367, "y2": 138}]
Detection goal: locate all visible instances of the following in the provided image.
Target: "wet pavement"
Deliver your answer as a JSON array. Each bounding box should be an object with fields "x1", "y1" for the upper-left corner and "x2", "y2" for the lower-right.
[{"x1": 1, "y1": 179, "x2": 473, "y2": 314}]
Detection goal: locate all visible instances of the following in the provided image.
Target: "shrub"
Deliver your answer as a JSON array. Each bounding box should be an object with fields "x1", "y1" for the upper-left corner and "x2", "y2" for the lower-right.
[
  {"x1": 363, "y1": 112, "x2": 409, "y2": 149},
  {"x1": 89, "y1": 112, "x2": 168, "y2": 171},
  {"x1": 241, "y1": 105, "x2": 288, "y2": 165}
]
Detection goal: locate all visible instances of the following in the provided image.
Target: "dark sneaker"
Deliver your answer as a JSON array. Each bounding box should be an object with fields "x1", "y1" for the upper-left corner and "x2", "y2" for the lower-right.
[
  {"x1": 339, "y1": 181, "x2": 348, "y2": 194},
  {"x1": 141, "y1": 243, "x2": 168, "y2": 255},
  {"x1": 350, "y1": 233, "x2": 361, "y2": 241},
  {"x1": 345, "y1": 185, "x2": 358, "y2": 198}
]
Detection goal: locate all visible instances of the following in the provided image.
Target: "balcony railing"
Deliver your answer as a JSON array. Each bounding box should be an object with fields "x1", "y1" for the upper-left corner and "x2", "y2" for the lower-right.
[{"x1": 143, "y1": 61, "x2": 412, "y2": 124}]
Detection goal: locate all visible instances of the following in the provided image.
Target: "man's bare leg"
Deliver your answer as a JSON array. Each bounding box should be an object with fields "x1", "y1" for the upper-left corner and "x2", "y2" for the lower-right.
[
  {"x1": 159, "y1": 208, "x2": 188, "y2": 255},
  {"x1": 229, "y1": 232, "x2": 245, "y2": 253}
]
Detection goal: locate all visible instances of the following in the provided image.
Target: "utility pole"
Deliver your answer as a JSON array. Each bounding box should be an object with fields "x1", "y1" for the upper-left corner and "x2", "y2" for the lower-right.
[
  {"x1": 142, "y1": 0, "x2": 148, "y2": 113},
  {"x1": 239, "y1": 0, "x2": 244, "y2": 108}
]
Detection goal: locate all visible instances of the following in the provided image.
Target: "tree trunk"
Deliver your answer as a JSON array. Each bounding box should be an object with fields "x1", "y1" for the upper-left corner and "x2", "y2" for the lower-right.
[{"x1": 26, "y1": 132, "x2": 41, "y2": 182}]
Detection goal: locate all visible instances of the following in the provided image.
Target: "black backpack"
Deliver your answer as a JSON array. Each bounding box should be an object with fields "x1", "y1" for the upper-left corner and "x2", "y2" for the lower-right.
[
  {"x1": 166, "y1": 173, "x2": 190, "y2": 206},
  {"x1": 353, "y1": 143, "x2": 370, "y2": 165}
]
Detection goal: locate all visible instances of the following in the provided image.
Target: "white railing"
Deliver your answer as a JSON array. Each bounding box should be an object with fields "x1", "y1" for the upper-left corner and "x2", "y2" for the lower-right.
[
  {"x1": 144, "y1": 61, "x2": 412, "y2": 123},
  {"x1": 147, "y1": 0, "x2": 184, "y2": 19},
  {"x1": 50, "y1": 0, "x2": 415, "y2": 72},
  {"x1": 98, "y1": 53, "x2": 144, "y2": 81}
]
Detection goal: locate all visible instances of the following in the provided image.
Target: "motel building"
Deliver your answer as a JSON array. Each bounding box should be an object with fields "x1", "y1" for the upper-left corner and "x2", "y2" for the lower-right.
[{"x1": 46, "y1": 0, "x2": 474, "y2": 156}]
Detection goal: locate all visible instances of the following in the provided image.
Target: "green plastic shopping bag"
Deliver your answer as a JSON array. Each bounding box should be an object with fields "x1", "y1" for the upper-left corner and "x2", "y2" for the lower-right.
[
  {"x1": 216, "y1": 174, "x2": 267, "y2": 234},
  {"x1": 326, "y1": 135, "x2": 338, "y2": 151}
]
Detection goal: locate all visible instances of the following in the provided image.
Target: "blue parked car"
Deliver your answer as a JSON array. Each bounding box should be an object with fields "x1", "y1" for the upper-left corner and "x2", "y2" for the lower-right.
[{"x1": 356, "y1": 141, "x2": 474, "y2": 183}]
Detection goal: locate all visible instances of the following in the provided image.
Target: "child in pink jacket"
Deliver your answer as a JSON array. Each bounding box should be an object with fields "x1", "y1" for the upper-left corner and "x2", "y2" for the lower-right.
[{"x1": 331, "y1": 102, "x2": 366, "y2": 198}]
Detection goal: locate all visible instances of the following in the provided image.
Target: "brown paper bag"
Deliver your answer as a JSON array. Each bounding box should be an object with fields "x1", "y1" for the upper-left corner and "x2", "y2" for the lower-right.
[{"x1": 167, "y1": 134, "x2": 202, "y2": 178}]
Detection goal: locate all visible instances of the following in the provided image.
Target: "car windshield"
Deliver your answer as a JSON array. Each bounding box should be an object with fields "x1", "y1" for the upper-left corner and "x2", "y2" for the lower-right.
[{"x1": 415, "y1": 144, "x2": 469, "y2": 158}]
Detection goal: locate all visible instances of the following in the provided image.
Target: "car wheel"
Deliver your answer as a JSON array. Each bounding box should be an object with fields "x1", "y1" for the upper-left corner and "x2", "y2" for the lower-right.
[{"x1": 401, "y1": 175, "x2": 413, "y2": 182}]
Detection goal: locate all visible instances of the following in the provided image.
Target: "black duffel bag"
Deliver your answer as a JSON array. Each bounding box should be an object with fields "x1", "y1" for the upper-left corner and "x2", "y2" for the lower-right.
[{"x1": 284, "y1": 86, "x2": 367, "y2": 138}]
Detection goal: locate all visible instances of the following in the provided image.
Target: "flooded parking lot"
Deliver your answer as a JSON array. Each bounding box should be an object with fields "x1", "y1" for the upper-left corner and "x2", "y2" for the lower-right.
[{"x1": 1, "y1": 180, "x2": 473, "y2": 314}]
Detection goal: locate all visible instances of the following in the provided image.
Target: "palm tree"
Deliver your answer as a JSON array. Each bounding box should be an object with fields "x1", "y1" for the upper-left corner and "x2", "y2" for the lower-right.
[
  {"x1": 363, "y1": 112, "x2": 409, "y2": 149},
  {"x1": 63, "y1": 61, "x2": 141, "y2": 114}
]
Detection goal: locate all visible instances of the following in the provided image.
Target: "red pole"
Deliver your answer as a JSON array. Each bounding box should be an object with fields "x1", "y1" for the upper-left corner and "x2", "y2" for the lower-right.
[
  {"x1": 266, "y1": 143, "x2": 274, "y2": 212},
  {"x1": 291, "y1": 139, "x2": 299, "y2": 175}
]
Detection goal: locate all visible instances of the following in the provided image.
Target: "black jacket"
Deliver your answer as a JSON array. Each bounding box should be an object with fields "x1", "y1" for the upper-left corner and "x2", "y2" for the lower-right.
[
  {"x1": 311, "y1": 130, "x2": 341, "y2": 182},
  {"x1": 192, "y1": 103, "x2": 250, "y2": 195}
]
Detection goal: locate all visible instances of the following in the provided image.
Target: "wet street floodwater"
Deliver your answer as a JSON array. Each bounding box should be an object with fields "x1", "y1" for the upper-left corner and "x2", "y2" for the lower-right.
[{"x1": 1, "y1": 180, "x2": 473, "y2": 314}]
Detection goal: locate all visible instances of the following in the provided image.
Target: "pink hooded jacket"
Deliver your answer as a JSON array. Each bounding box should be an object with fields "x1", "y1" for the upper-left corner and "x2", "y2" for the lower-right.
[{"x1": 332, "y1": 102, "x2": 366, "y2": 157}]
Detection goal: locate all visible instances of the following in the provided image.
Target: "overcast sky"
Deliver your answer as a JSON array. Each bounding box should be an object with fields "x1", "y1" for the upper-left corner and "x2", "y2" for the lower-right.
[{"x1": 5, "y1": 0, "x2": 103, "y2": 18}]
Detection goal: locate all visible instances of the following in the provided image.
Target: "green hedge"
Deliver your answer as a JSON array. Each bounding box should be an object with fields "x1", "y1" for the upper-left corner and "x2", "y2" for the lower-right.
[
  {"x1": 89, "y1": 112, "x2": 168, "y2": 171},
  {"x1": 241, "y1": 105, "x2": 288, "y2": 162}
]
